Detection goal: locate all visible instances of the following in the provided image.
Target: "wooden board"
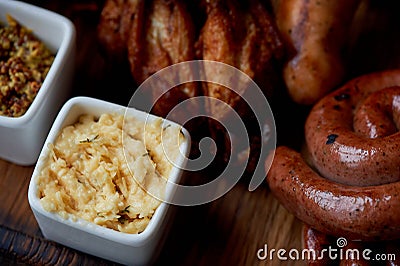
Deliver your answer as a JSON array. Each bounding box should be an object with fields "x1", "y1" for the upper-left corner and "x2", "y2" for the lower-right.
[{"x1": 1, "y1": 0, "x2": 400, "y2": 265}]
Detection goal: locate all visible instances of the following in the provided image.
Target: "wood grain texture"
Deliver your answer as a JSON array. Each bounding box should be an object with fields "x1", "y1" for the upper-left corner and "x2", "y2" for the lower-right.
[
  {"x1": 1, "y1": 0, "x2": 400, "y2": 265},
  {"x1": 0, "y1": 224, "x2": 115, "y2": 265}
]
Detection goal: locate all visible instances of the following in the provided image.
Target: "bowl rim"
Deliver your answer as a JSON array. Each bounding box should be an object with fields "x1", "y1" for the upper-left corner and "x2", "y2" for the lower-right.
[
  {"x1": 28, "y1": 96, "x2": 191, "y2": 246},
  {"x1": 0, "y1": 0, "x2": 76, "y2": 126}
]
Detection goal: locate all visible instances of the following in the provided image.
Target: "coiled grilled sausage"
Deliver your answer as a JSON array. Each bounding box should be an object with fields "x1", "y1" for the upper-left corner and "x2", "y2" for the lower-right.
[
  {"x1": 267, "y1": 145, "x2": 400, "y2": 241},
  {"x1": 267, "y1": 69, "x2": 400, "y2": 241},
  {"x1": 305, "y1": 69, "x2": 400, "y2": 186}
]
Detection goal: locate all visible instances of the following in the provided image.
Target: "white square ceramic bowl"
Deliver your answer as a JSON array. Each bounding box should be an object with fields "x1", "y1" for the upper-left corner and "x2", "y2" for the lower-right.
[
  {"x1": 0, "y1": 1, "x2": 76, "y2": 165},
  {"x1": 28, "y1": 96, "x2": 191, "y2": 265}
]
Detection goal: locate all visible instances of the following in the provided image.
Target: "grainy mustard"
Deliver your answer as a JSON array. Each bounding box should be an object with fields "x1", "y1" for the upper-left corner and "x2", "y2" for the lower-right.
[{"x1": 0, "y1": 15, "x2": 55, "y2": 117}]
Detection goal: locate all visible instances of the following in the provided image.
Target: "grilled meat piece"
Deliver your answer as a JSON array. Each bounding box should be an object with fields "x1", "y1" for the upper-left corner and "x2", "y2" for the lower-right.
[{"x1": 197, "y1": 0, "x2": 284, "y2": 172}]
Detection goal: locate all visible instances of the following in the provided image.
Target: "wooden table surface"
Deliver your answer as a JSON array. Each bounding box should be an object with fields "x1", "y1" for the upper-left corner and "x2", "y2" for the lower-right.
[{"x1": 1, "y1": 1, "x2": 400, "y2": 265}]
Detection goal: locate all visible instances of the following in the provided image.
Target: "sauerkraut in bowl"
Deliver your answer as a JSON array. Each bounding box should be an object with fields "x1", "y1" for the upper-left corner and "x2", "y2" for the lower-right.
[
  {"x1": 37, "y1": 113, "x2": 184, "y2": 234},
  {"x1": 28, "y1": 96, "x2": 190, "y2": 265}
]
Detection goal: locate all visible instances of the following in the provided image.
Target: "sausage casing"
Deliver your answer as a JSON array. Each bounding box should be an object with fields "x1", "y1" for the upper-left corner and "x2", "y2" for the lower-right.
[{"x1": 267, "y1": 146, "x2": 400, "y2": 241}]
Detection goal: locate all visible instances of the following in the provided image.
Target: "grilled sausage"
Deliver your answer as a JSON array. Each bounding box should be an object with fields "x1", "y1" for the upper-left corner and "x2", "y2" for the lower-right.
[
  {"x1": 273, "y1": 0, "x2": 361, "y2": 104},
  {"x1": 305, "y1": 69, "x2": 400, "y2": 186},
  {"x1": 267, "y1": 146, "x2": 400, "y2": 241},
  {"x1": 303, "y1": 224, "x2": 400, "y2": 265},
  {"x1": 302, "y1": 225, "x2": 337, "y2": 265},
  {"x1": 267, "y1": 69, "x2": 400, "y2": 261}
]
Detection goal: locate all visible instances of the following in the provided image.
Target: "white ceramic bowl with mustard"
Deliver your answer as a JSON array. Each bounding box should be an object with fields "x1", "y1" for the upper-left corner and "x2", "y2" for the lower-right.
[
  {"x1": 28, "y1": 96, "x2": 191, "y2": 265},
  {"x1": 0, "y1": 1, "x2": 76, "y2": 165}
]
